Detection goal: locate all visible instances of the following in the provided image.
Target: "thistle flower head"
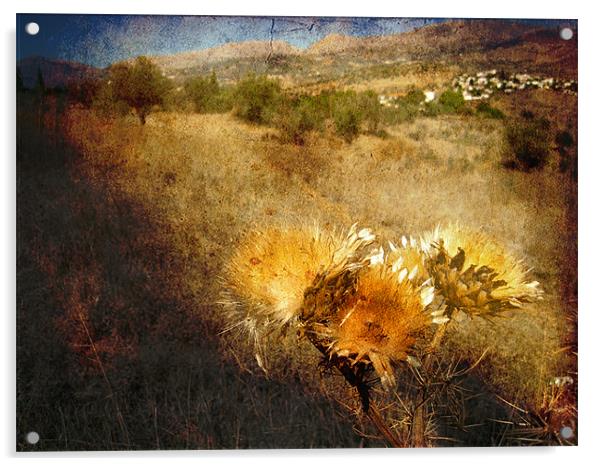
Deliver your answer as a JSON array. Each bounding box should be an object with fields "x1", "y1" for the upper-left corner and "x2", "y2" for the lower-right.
[
  {"x1": 324, "y1": 255, "x2": 435, "y2": 388},
  {"x1": 420, "y1": 223, "x2": 543, "y2": 317},
  {"x1": 220, "y1": 223, "x2": 375, "y2": 348}
]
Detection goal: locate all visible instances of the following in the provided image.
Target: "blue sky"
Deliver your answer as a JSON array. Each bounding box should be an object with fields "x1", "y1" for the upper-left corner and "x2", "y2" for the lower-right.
[
  {"x1": 16, "y1": 15, "x2": 441, "y2": 67},
  {"x1": 16, "y1": 15, "x2": 576, "y2": 68}
]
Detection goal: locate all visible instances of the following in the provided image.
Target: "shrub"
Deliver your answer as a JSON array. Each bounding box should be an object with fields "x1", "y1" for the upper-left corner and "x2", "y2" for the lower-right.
[
  {"x1": 476, "y1": 102, "x2": 505, "y2": 119},
  {"x1": 381, "y1": 92, "x2": 422, "y2": 125},
  {"x1": 556, "y1": 130, "x2": 576, "y2": 176},
  {"x1": 277, "y1": 90, "x2": 384, "y2": 144},
  {"x1": 67, "y1": 79, "x2": 101, "y2": 108},
  {"x1": 233, "y1": 74, "x2": 283, "y2": 125},
  {"x1": 555, "y1": 130, "x2": 574, "y2": 148},
  {"x1": 91, "y1": 82, "x2": 131, "y2": 117},
  {"x1": 503, "y1": 116, "x2": 552, "y2": 171},
  {"x1": 277, "y1": 96, "x2": 326, "y2": 144},
  {"x1": 405, "y1": 88, "x2": 427, "y2": 106},
  {"x1": 184, "y1": 72, "x2": 233, "y2": 113},
  {"x1": 521, "y1": 110, "x2": 535, "y2": 120},
  {"x1": 278, "y1": 90, "x2": 367, "y2": 143},
  {"x1": 423, "y1": 89, "x2": 470, "y2": 117},
  {"x1": 333, "y1": 100, "x2": 362, "y2": 142},
  {"x1": 357, "y1": 91, "x2": 382, "y2": 135},
  {"x1": 163, "y1": 86, "x2": 193, "y2": 113},
  {"x1": 438, "y1": 89, "x2": 466, "y2": 112},
  {"x1": 272, "y1": 88, "x2": 391, "y2": 143}
]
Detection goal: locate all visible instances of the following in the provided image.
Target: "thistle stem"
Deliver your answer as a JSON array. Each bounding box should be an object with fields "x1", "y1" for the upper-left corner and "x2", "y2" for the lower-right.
[
  {"x1": 305, "y1": 332, "x2": 405, "y2": 447},
  {"x1": 410, "y1": 322, "x2": 449, "y2": 447}
]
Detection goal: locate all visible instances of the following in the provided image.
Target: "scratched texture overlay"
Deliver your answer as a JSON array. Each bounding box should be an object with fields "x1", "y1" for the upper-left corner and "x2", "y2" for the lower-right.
[{"x1": 17, "y1": 14, "x2": 577, "y2": 450}]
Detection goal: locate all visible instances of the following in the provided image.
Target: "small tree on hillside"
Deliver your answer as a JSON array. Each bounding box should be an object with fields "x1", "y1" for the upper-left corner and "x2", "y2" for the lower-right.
[{"x1": 108, "y1": 56, "x2": 170, "y2": 125}]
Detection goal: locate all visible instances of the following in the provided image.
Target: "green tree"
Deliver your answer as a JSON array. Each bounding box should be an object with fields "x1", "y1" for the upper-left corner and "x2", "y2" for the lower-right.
[{"x1": 108, "y1": 56, "x2": 170, "y2": 124}]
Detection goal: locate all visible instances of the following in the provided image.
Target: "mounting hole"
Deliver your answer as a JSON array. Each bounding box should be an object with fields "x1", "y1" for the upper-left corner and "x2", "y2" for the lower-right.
[
  {"x1": 25, "y1": 22, "x2": 40, "y2": 36},
  {"x1": 25, "y1": 431, "x2": 40, "y2": 445},
  {"x1": 560, "y1": 426, "x2": 574, "y2": 439},
  {"x1": 560, "y1": 27, "x2": 573, "y2": 41}
]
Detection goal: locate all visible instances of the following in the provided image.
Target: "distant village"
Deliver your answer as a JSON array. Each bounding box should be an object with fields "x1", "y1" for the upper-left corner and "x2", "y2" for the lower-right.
[
  {"x1": 451, "y1": 69, "x2": 577, "y2": 100},
  {"x1": 377, "y1": 69, "x2": 578, "y2": 108}
]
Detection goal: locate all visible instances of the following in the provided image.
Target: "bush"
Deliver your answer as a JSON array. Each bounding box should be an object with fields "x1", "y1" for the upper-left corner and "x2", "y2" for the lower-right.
[
  {"x1": 331, "y1": 93, "x2": 362, "y2": 142},
  {"x1": 556, "y1": 130, "x2": 576, "y2": 176},
  {"x1": 424, "y1": 89, "x2": 469, "y2": 117},
  {"x1": 357, "y1": 91, "x2": 382, "y2": 135},
  {"x1": 184, "y1": 72, "x2": 233, "y2": 113},
  {"x1": 380, "y1": 92, "x2": 422, "y2": 125},
  {"x1": 555, "y1": 130, "x2": 574, "y2": 148},
  {"x1": 503, "y1": 116, "x2": 551, "y2": 171},
  {"x1": 163, "y1": 86, "x2": 193, "y2": 113},
  {"x1": 277, "y1": 95, "x2": 326, "y2": 144},
  {"x1": 250, "y1": 87, "x2": 389, "y2": 144},
  {"x1": 404, "y1": 88, "x2": 427, "y2": 106},
  {"x1": 277, "y1": 90, "x2": 381, "y2": 144},
  {"x1": 521, "y1": 110, "x2": 535, "y2": 120},
  {"x1": 233, "y1": 74, "x2": 283, "y2": 125},
  {"x1": 92, "y1": 82, "x2": 131, "y2": 117},
  {"x1": 334, "y1": 106, "x2": 361, "y2": 142},
  {"x1": 438, "y1": 89, "x2": 466, "y2": 112},
  {"x1": 67, "y1": 79, "x2": 101, "y2": 108},
  {"x1": 476, "y1": 102, "x2": 505, "y2": 119}
]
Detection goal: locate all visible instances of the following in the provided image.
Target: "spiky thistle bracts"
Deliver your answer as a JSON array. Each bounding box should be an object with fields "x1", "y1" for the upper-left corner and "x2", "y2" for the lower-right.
[{"x1": 419, "y1": 223, "x2": 543, "y2": 318}]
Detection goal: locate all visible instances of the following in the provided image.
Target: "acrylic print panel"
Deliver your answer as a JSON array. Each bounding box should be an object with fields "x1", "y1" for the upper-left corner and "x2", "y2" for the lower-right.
[{"x1": 16, "y1": 14, "x2": 577, "y2": 450}]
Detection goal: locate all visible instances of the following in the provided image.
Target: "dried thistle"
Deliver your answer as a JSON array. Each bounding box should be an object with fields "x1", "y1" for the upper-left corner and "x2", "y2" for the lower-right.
[
  {"x1": 300, "y1": 241, "x2": 437, "y2": 389},
  {"x1": 220, "y1": 223, "x2": 375, "y2": 367},
  {"x1": 419, "y1": 223, "x2": 543, "y2": 319},
  {"x1": 327, "y1": 261, "x2": 435, "y2": 388},
  {"x1": 219, "y1": 221, "x2": 553, "y2": 447}
]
